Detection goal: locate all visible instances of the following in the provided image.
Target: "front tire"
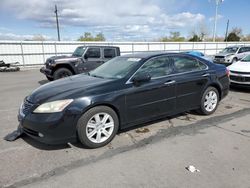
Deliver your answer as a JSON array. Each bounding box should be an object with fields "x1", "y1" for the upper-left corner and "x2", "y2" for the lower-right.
[
  {"x1": 53, "y1": 68, "x2": 73, "y2": 80},
  {"x1": 77, "y1": 106, "x2": 119, "y2": 148},
  {"x1": 198, "y1": 87, "x2": 219, "y2": 115},
  {"x1": 231, "y1": 57, "x2": 237, "y2": 63},
  {"x1": 46, "y1": 76, "x2": 54, "y2": 81}
]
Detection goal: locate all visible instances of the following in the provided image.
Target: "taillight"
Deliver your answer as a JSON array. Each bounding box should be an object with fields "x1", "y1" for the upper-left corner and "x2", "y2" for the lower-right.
[{"x1": 226, "y1": 68, "x2": 230, "y2": 77}]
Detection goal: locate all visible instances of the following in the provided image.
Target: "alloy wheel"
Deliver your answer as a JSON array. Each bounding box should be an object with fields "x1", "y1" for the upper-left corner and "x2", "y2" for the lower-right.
[
  {"x1": 204, "y1": 90, "x2": 218, "y2": 112},
  {"x1": 86, "y1": 113, "x2": 114, "y2": 143}
]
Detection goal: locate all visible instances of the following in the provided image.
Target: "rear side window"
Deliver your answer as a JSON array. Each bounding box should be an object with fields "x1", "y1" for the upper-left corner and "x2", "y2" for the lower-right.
[
  {"x1": 86, "y1": 48, "x2": 101, "y2": 58},
  {"x1": 104, "y1": 48, "x2": 116, "y2": 58},
  {"x1": 173, "y1": 56, "x2": 207, "y2": 73}
]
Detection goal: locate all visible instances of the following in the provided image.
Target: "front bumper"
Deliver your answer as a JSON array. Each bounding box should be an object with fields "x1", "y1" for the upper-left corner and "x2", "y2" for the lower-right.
[
  {"x1": 18, "y1": 107, "x2": 78, "y2": 145},
  {"x1": 229, "y1": 72, "x2": 250, "y2": 86},
  {"x1": 214, "y1": 57, "x2": 232, "y2": 65},
  {"x1": 40, "y1": 66, "x2": 52, "y2": 77}
]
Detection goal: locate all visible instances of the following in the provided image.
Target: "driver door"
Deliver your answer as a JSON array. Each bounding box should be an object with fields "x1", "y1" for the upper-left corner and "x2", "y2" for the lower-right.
[
  {"x1": 79, "y1": 47, "x2": 103, "y2": 72},
  {"x1": 125, "y1": 56, "x2": 176, "y2": 124}
]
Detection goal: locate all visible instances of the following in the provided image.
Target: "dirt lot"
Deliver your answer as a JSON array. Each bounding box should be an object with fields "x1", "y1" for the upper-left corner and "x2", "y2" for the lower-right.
[{"x1": 0, "y1": 70, "x2": 250, "y2": 188}]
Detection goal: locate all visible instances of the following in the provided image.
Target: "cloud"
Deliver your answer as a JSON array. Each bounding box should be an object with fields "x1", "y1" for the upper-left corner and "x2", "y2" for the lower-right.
[
  {"x1": 209, "y1": 14, "x2": 223, "y2": 22},
  {"x1": 0, "y1": 32, "x2": 55, "y2": 41},
  {"x1": 0, "y1": 0, "x2": 206, "y2": 41}
]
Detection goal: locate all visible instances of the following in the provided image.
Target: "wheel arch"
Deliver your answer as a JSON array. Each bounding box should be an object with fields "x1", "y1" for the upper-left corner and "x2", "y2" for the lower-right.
[
  {"x1": 52, "y1": 63, "x2": 76, "y2": 75},
  {"x1": 207, "y1": 83, "x2": 222, "y2": 100},
  {"x1": 81, "y1": 102, "x2": 122, "y2": 129}
]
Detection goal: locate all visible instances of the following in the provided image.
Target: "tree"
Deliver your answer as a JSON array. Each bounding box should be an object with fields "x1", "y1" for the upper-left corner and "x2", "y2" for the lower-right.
[
  {"x1": 158, "y1": 31, "x2": 185, "y2": 42},
  {"x1": 189, "y1": 34, "x2": 202, "y2": 42},
  {"x1": 225, "y1": 27, "x2": 242, "y2": 41},
  {"x1": 95, "y1": 33, "x2": 105, "y2": 41},
  {"x1": 78, "y1": 32, "x2": 106, "y2": 41},
  {"x1": 226, "y1": 33, "x2": 240, "y2": 41}
]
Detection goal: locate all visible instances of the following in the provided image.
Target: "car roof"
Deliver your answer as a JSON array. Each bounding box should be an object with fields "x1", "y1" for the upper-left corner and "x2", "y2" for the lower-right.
[
  {"x1": 122, "y1": 51, "x2": 180, "y2": 59},
  {"x1": 226, "y1": 45, "x2": 245, "y2": 48},
  {"x1": 78, "y1": 46, "x2": 119, "y2": 48}
]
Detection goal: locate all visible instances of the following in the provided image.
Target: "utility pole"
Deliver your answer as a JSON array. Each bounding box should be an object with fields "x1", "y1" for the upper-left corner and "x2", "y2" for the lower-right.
[
  {"x1": 225, "y1": 19, "x2": 229, "y2": 42},
  {"x1": 54, "y1": 5, "x2": 61, "y2": 41},
  {"x1": 212, "y1": 0, "x2": 224, "y2": 42}
]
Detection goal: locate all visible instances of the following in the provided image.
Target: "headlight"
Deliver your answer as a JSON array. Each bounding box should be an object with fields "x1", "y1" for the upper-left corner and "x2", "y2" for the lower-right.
[
  {"x1": 33, "y1": 99, "x2": 73, "y2": 113},
  {"x1": 225, "y1": 55, "x2": 233, "y2": 59}
]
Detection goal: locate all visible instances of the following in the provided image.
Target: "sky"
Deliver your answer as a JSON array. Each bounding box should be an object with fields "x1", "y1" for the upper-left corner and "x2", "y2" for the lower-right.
[{"x1": 0, "y1": 0, "x2": 249, "y2": 41}]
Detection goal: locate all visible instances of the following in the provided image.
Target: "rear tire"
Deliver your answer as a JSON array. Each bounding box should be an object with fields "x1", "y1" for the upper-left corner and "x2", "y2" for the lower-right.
[
  {"x1": 198, "y1": 87, "x2": 219, "y2": 115},
  {"x1": 53, "y1": 68, "x2": 73, "y2": 80},
  {"x1": 77, "y1": 106, "x2": 119, "y2": 149}
]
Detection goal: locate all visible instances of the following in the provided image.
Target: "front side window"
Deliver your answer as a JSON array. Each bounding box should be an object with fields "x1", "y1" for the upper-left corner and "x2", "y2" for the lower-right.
[
  {"x1": 238, "y1": 47, "x2": 246, "y2": 53},
  {"x1": 72, "y1": 47, "x2": 86, "y2": 57},
  {"x1": 135, "y1": 56, "x2": 173, "y2": 78},
  {"x1": 104, "y1": 48, "x2": 116, "y2": 58},
  {"x1": 86, "y1": 48, "x2": 101, "y2": 58},
  {"x1": 173, "y1": 56, "x2": 206, "y2": 73}
]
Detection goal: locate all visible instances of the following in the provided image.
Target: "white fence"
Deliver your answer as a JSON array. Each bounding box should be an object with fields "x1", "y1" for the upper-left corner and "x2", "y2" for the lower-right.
[{"x1": 0, "y1": 41, "x2": 250, "y2": 66}]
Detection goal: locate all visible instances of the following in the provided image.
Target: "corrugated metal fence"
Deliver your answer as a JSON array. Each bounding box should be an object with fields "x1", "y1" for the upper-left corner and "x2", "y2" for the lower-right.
[{"x1": 0, "y1": 41, "x2": 250, "y2": 66}]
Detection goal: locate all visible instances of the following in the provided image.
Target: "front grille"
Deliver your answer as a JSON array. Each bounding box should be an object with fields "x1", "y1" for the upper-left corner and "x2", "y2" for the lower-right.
[
  {"x1": 23, "y1": 127, "x2": 39, "y2": 137},
  {"x1": 230, "y1": 75, "x2": 250, "y2": 82},
  {"x1": 22, "y1": 99, "x2": 34, "y2": 115},
  {"x1": 215, "y1": 56, "x2": 225, "y2": 59},
  {"x1": 230, "y1": 70, "x2": 250, "y2": 75}
]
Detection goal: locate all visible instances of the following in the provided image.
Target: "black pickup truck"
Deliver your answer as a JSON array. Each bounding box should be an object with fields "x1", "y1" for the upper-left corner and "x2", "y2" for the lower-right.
[{"x1": 40, "y1": 46, "x2": 120, "y2": 81}]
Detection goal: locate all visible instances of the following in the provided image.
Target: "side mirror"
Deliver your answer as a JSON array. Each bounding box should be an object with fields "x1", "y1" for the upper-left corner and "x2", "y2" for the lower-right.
[
  {"x1": 131, "y1": 73, "x2": 151, "y2": 85},
  {"x1": 84, "y1": 54, "x2": 88, "y2": 59}
]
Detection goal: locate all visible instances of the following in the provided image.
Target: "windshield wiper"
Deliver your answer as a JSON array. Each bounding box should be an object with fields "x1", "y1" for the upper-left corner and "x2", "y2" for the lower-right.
[{"x1": 90, "y1": 74, "x2": 105, "y2": 79}]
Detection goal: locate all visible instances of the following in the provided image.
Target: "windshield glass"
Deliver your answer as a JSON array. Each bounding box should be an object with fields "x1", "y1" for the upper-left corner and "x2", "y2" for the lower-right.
[
  {"x1": 72, "y1": 47, "x2": 86, "y2": 57},
  {"x1": 89, "y1": 57, "x2": 142, "y2": 79},
  {"x1": 241, "y1": 55, "x2": 250, "y2": 62},
  {"x1": 222, "y1": 47, "x2": 238, "y2": 54}
]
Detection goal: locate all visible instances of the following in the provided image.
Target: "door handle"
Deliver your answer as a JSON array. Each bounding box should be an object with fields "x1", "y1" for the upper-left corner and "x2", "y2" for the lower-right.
[
  {"x1": 164, "y1": 80, "x2": 176, "y2": 85},
  {"x1": 202, "y1": 73, "x2": 210, "y2": 77}
]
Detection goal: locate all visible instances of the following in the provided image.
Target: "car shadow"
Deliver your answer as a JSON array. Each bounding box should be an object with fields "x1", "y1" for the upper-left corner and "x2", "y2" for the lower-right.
[
  {"x1": 38, "y1": 80, "x2": 49, "y2": 85},
  {"x1": 20, "y1": 111, "x2": 200, "y2": 150},
  {"x1": 230, "y1": 85, "x2": 250, "y2": 93},
  {"x1": 118, "y1": 112, "x2": 188, "y2": 134},
  {"x1": 22, "y1": 135, "x2": 70, "y2": 151}
]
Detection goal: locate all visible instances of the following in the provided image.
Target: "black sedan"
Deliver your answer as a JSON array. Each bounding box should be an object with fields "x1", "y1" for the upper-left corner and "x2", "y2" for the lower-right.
[{"x1": 18, "y1": 52, "x2": 229, "y2": 148}]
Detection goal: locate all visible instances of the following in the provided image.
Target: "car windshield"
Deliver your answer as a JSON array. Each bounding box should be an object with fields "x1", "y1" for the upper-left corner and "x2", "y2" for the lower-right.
[
  {"x1": 89, "y1": 57, "x2": 142, "y2": 79},
  {"x1": 222, "y1": 47, "x2": 238, "y2": 53},
  {"x1": 241, "y1": 55, "x2": 250, "y2": 62},
  {"x1": 72, "y1": 47, "x2": 86, "y2": 57}
]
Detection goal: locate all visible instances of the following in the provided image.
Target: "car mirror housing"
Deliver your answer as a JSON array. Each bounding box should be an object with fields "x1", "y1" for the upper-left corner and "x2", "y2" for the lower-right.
[
  {"x1": 84, "y1": 54, "x2": 88, "y2": 59},
  {"x1": 132, "y1": 73, "x2": 151, "y2": 85}
]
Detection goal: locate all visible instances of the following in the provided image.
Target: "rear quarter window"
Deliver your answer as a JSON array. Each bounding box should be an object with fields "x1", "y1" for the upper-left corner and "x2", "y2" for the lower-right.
[
  {"x1": 104, "y1": 48, "x2": 116, "y2": 58},
  {"x1": 173, "y1": 56, "x2": 207, "y2": 73}
]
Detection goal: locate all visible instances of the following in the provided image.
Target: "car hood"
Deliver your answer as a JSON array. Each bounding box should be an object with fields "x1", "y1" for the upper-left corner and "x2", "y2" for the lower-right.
[
  {"x1": 215, "y1": 52, "x2": 234, "y2": 57},
  {"x1": 228, "y1": 61, "x2": 250, "y2": 72},
  {"x1": 27, "y1": 75, "x2": 114, "y2": 104},
  {"x1": 46, "y1": 55, "x2": 80, "y2": 64}
]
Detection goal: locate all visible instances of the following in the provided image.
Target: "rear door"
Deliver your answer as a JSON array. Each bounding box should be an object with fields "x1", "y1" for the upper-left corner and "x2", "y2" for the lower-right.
[
  {"x1": 171, "y1": 55, "x2": 211, "y2": 111},
  {"x1": 103, "y1": 48, "x2": 117, "y2": 62}
]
